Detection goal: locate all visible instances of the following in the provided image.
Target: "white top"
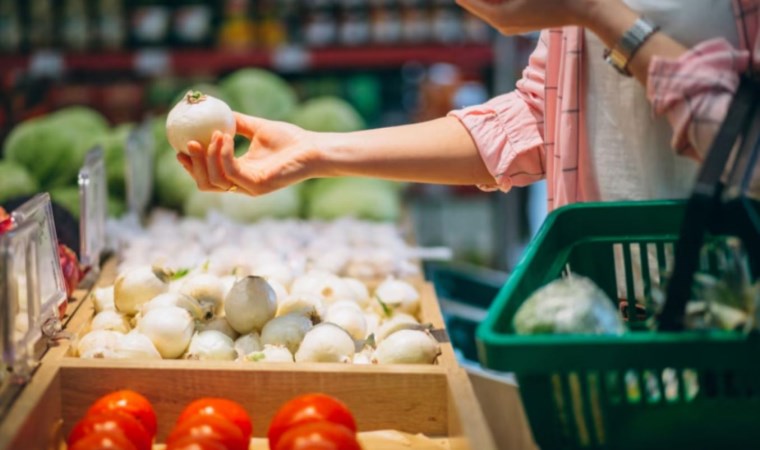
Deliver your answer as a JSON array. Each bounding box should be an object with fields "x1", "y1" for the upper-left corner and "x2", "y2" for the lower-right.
[{"x1": 585, "y1": 0, "x2": 738, "y2": 201}]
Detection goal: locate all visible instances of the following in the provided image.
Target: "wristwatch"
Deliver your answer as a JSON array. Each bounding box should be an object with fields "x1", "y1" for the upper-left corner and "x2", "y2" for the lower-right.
[{"x1": 603, "y1": 17, "x2": 660, "y2": 76}]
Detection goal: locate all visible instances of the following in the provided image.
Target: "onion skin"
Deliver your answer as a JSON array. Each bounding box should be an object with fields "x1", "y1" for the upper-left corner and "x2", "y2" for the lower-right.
[
  {"x1": 224, "y1": 276, "x2": 277, "y2": 334},
  {"x1": 166, "y1": 90, "x2": 236, "y2": 155},
  {"x1": 372, "y1": 329, "x2": 440, "y2": 365},
  {"x1": 137, "y1": 306, "x2": 194, "y2": 359}
]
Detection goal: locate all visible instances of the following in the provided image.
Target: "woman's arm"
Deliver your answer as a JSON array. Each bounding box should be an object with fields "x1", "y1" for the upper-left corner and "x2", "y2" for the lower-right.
[
  {"x1": 579, "y1": 1, "x2": 687, "y2": 85},
  {"x1": 180, "y1": 35, "x2": 553, "y2": 196},
  {"x1": 317, "y1": 117, "x2": 492, "y2": 185},
  {"x1": 179, "y1": 115, "x2": 492, "y2": 195},
  {"x1": 456, "y1": 0, "x2": 687, "y2": 85},
  {"x1": 456, "y1": 0, "x2": 755, "y2": 158}
]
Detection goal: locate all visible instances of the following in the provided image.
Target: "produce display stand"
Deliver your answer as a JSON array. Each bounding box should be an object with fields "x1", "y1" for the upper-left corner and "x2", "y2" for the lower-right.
[
  {"x1": 53, "y1": 257, "x2": 459, "y2": 368},
  {"x1": 0, "y1": 249, "x2": 498, "y2": 450},
  {"x1": 0, "y1": 358, "x2": 494, "y2": 450}
]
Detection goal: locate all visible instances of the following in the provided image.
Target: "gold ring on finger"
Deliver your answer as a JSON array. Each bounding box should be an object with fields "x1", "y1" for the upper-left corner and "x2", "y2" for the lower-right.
[{"x1": 227, "y1": 185, "x2": 238, "y2": 192}]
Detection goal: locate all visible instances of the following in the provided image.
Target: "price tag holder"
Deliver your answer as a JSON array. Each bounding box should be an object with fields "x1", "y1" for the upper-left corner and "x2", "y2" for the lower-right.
[
  {"x1": 78, "y1": 146, "x2": 108, "y2": 271},
  {"x1": 1, "y1": 194, "x2": 67, "y2": 382},
  {"x1": 125, "y1": 120, "x2": 156, "y2": 220}
]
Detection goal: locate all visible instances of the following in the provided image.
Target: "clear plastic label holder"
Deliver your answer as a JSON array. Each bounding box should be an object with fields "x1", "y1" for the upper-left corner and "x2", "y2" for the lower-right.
[
  {"x1": 0, "y1": 194, "x2": 67, "y2": 414},
  {"x1": 78, "y1": 146, "x2": 107, "y2": 273},
  {"x1": 125, "y1": 119, "x2": 156, "y2": 221}
]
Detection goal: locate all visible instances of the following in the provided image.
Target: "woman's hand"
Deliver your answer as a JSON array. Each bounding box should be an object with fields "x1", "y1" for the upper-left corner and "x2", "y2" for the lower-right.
[
  {"x1": 455, "y1": 0, "x2": 620, "y2": 35},
  {"x1": 176, "y1": 113, "x2": 323, "y2": 196}
]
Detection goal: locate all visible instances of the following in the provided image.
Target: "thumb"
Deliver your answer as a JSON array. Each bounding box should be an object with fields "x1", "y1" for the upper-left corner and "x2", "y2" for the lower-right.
[{"x1": 234, "y1": 112, "x2": 269, "y2": 140}]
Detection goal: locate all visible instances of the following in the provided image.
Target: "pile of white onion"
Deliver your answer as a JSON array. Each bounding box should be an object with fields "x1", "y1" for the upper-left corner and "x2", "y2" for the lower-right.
[
  {"x1": 77, "y1": 267, "x2": 440, "y2": 365},
  {"x1": 107, "y1": 212, "x2": 428, "y2": 282}
]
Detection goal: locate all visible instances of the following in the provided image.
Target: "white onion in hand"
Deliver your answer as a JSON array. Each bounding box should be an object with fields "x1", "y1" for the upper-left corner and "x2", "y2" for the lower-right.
[{"x1": 166, "y1": 90, "x2": 236, "y2": 155}]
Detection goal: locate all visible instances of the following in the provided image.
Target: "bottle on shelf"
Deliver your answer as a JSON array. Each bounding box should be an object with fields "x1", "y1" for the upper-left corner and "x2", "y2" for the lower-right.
[
  {"x1": 0, "y1": 0, "x2": 21, "y2": 53},
  {"x1": 218, "y1": 0, "x2": 256, "y2": 50},
  {"x1": 258, "y1": 0, "x2": 287, "y2": 49},
  {"x1": 96, "y1": 0, "x2": 127, "y2": 51},
  {"x1": 303, "y1": 10, "x2": 337, "y2": 48},
  {"x1": 430, "y1": 5, "x2": 462, "y2": 44},
  {"x1": 27, "y1": 0, "x2": 55, "y2": 50},
  {"x1": 338, "y1": 9, "x2": 371, "y2": 47},
  {"x1": 172, "y1": 0, "x2": 215, "y2": 48},
  {"x1": 61, "y1": 0, "x2": 91, "y2": 52},
  {"x1": 400, "y1": 5, "x2": 431, "y2": 44},
  {"x1": 129, "y1": 0, "x2": 172, "y2": 48}
]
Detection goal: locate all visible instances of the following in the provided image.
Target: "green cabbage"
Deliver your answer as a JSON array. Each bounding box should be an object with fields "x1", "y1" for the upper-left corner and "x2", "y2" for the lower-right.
[
  {"x1": 0, "y1": 160, "x2": 38, "y2": 202},
  {"x1": 155, "y1": 149, "x2": 196, "y2": 209},
  {"x1": 108, "y1": 196, "x2": 126, "y2": 217},
  {"x1": 219, "y1": 69, "x2": 297, "y2": 120},
  {"x1": 513, "y1": 276, "x2": 625, "y2": 335},
  {"x1": 289, "y1": 97, "x2": 365, "y2": 132},
  {"x1": 218, "y1": 186, "x2": 301, "y2": 222},
  {"x1": 305, "y1": 178, "x2": 400, "y2": 222},
  {"x1": 47, "y1": 106, "x2": 109, "y2": 135},
  {"x1": 3, "y1": 108, "x2": 109, "y2": 189},
  {"x1": 49, "y1": 187, "x2": 125, "y2": 218}
]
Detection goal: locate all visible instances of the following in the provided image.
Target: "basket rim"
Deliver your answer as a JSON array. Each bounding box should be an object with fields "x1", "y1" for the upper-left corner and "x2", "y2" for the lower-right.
[{"x1": 476, "y1": 199, "x2": 688, "y2": 348}]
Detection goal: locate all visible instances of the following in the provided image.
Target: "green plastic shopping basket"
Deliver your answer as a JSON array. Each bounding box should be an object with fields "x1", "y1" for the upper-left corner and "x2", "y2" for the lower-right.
[
  {"x1": 477, "y1": 200, "x2": 760, "y2": 449},
  {"x1": 476, "y1": 75, "x2": 760, "y2": 450}
]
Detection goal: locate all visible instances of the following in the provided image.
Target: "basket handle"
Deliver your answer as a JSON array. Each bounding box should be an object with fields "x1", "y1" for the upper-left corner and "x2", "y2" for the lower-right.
[{"x1": 658, "y1": 75, "x2": 760, "y2": 331}]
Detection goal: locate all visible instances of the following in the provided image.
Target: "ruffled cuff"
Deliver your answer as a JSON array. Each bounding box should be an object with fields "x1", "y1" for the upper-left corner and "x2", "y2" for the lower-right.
[
  {"x1": 647, "y1": 38, "x2": 749, "y2": 159},
  {"x1": 448, "y1": 92, "x2": 545, "y2": 192}
]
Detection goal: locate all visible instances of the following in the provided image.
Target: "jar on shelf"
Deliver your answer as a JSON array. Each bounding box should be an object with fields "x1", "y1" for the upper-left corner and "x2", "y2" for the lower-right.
[{"x1": 96, "y1": 0, "x2": 127, "y2": 51}]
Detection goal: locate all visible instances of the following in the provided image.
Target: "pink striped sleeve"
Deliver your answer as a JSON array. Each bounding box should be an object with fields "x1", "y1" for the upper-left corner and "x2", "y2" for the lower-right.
[
  {"x1": 647, "y1": 38, "x2": 750, "y2": 159},
  {"x1": 448, "y1": 33, "x2": 549, "y2": 192}
]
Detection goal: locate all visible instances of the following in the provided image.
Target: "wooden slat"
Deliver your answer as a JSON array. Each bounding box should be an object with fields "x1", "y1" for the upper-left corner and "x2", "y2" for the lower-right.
[
  {"x1": 1, "y1": 364, "x2": 496, "y2": 449},
  {"x1": 0, "y1": 363, "x2": 62, "y2": 450},
  {"x1": 446, "y1": 369, "x2": 498, "y2": 450}
]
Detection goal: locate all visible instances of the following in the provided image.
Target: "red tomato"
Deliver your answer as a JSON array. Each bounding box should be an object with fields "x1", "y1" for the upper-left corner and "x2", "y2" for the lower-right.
[
  {"x1": 166, "y1": 435, "x2": 228, "y2": 450},
  {"x1": 267, "y1": 394, "x2": 357, "y2": 449},
  {"x1": 167, "y1": 411, "x2": 248, "y2": 450},
  {"x1": 87, "y1": 390, "x2": 158, "y2": 438},
  {"x1": 274, "y1": 422, "x2": 362, "y2": 450},
  {"x1": 68, "y1": 429, "x2": 138, "y2": 450},
  {"x1": 68, "y1": 411, "x2": 152, "y2": 450},
  {"x1": 176, "y1": 397, "x2": 252, "y2": 441}
]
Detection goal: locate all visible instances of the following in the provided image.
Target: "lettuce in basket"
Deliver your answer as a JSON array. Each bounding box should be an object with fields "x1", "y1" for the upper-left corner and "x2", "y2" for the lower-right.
[{"x1": 513, "y1": 275, "x2": 625, "y2": 335}]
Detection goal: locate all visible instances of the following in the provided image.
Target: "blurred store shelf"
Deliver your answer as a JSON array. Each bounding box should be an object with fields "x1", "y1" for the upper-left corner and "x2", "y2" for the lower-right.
[{"x1": 1, "y1": 44, "x2": 493, "y2": 77}]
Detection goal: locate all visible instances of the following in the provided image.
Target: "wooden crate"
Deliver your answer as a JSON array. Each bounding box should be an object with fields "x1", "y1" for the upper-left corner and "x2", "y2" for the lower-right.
[
  {"x1": 50, "y1": 259, "x2": 458, "y2": 368},
  {"x1": 0, "y1": 360, "x2": 495, "y2": 450}
]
